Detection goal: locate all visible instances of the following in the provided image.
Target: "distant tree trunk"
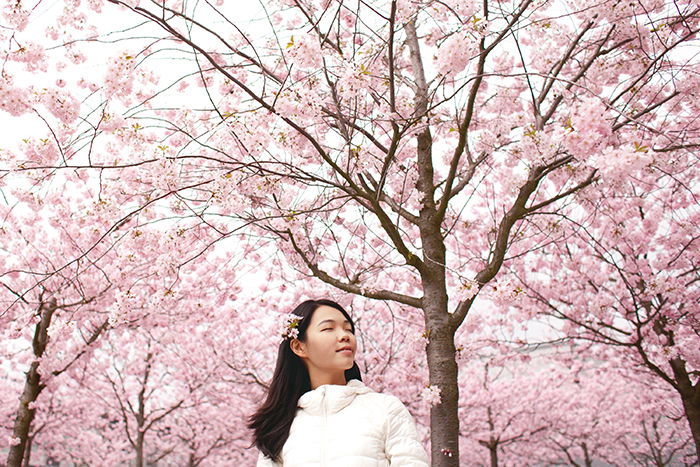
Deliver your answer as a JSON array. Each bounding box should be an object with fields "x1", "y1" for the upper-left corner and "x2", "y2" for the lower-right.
[
  {"x1": 134, "y1": 351, "x2": 153, "y2": 467},
  {"x1": 6, "y1": 297, "x2": 56, "y2": 467},
  {"x1": 581, "y1": 442, "x2": 592, "y2": 467},
  {"x1": 135, "y1": 430, "x2": 145, "y2": 467},
  {"x1": 478, "y1": 407, "x2": 500, "y2": 467},
  {"x1": 483, "y1": 439, "x2": 498, "y2": 467}
]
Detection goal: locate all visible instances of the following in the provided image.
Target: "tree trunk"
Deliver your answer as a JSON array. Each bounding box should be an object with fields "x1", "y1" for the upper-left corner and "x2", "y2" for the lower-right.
[
  {"x1": 6, "y1": 298, "x2": 56, "y2": 467},
  {"x1": 404, "y1": 14, "x2": 462, "y2": 465},
  {"x1": 581, "y1": 442, "x2": 592, "y2": 467},
  {"x1": 489, "y1": 443, "x2": 498, "y2": 467},
  {"x1": 425, "y1": 319, "x2": 460, "y2": 466},
  {"x1": 479, "y1": 437, "x2": 499, "y2": 467},
  {"x1": 680, "y1": 393, "x2": 700, "y2": 460},
  {"x1": 480, "y1": 409, "x2": 499, "y2": 467},
  {"x1": 21, "y1": 434, "x2": 33, "y2": 467},
  {"x1": 421, "y1": 231, "x2": 459, "y2": 467},
  {"x1": 669, "y1": 357, "x2": 700, "y2": 458},
  {"x1": 135, "y1": 430, "x2": 145, "y2": 467},
  {"x1": 135, "y1": 351, "x2": 153, "y2": 467}
]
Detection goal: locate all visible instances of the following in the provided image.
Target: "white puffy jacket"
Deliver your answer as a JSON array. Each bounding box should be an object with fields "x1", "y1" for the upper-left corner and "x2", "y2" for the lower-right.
[{"x1": 256, "y1": 379, "x2": 429, "y2": 466}]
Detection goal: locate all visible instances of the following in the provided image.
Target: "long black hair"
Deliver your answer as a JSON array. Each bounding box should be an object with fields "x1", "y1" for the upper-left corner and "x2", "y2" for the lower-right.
[{"x1": 247, "y1": 299, "x2": 362, "y2": 462}]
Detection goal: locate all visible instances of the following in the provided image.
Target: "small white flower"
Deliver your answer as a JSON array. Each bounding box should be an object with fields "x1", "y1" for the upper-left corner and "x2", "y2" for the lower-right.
[
  {"x1": 419, "y1": 329, "x2": 430, "y2": 346},
  {"x1": 421, "y1": 384, "x2": 442, "y2": 406}
]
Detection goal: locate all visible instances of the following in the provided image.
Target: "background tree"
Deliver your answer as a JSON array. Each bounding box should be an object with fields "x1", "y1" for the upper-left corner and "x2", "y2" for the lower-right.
[
  {"x1": 0, "y1": 160, "x2": 250, "y2": 465},
  {"x1": 538, "y1": 362, "x2": 696, "y2": 467},
  {"x1": 1, "y1": 178, "x2": 120, "y2": 465},
  {"x1": 511, "y1": 150, "x2": 700, "y2": 454}
]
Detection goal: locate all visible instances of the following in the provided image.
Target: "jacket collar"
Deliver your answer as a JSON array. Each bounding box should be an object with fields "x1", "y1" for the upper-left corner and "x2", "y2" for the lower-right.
[{"x1": 298, "y1": 379, "x2": 371, "y2": 415}]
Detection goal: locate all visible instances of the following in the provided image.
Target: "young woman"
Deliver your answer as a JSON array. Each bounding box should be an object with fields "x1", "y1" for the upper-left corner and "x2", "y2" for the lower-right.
[{"x1": 248, "y1": 299, "x2": 429, "y2": 466}]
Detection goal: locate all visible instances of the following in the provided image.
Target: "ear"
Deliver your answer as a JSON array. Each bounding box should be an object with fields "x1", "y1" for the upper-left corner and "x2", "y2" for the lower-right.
[{"x1": 290, "y1": 338, "x2": 307, "y2": 358}]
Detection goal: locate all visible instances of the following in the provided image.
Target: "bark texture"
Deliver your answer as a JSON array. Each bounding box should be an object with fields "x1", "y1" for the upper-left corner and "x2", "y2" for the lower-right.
[
  {"x1": 670, "y1": 357, "x2": 700, "y2": 457},
  {"x1": 6, "y1": 298, "x2": 56, "y2": 467}
]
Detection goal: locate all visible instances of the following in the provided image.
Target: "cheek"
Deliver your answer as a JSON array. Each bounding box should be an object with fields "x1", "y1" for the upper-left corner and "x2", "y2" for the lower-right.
[{"x1": 309, "y1": 335, "x2": 335, "y2": 357}]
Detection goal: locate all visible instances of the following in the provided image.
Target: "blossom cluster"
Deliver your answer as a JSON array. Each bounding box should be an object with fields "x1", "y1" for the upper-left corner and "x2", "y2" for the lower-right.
[
  {"x1": 278, "y1": 313, "x2": 303, "y2": 341},
  {"x1": 455, "y1": 278, "x2": 480, "y2": 302},
  {"x1": 421, "y1": 384, "x2": 442, "y2": 407}
]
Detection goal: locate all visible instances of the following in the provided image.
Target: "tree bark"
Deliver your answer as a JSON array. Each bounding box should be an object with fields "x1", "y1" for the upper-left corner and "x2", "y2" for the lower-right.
[
  {"x1": 478, "y1": 408, "x2": 500, "y2": 467},
  {"x1": 425, "y1": 315, "x2": 460, "y2": 466},
  {"x1": 478, "y1": 437, "x2": 499, "y2": 467},
  {"x1": 6, "y1": 297, "x2": 56, "y2": 467},
  {"x1": 422, "y1": 238, "x2": 460, "y2": 467},
  {"x1": 21, "y1": 434, "x2": 33, "y2": 467},
  {"x1": 135, "y1": 351, "x2": 153, "y2": 467},
  {"x1": 683, "y1": 401, "x2": 700, "y2": 463},
  {"x1": 581, "y1": 442, "x2": 592, "y2": 467},
  {"x1": 489, "y1": 444, "x2": 499, "y2": 467},
  {"x1": 135, "y1": 430, "x2": 145, "y2": 467},
  {"x1": 669, "y1": 357, "x2": 700, "y2": 458}
]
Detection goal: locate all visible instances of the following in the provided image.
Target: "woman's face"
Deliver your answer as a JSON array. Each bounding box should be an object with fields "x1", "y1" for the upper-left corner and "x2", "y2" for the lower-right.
[{"x1": 292, "y1": 305, "x2": 357, "y2": 374}]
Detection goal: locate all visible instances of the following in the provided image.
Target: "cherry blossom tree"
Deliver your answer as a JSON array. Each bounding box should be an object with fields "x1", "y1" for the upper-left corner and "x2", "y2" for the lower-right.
[
  {"x1": 454, "y1": 346, "x2": 695, "y2": 466},
  {"x1": 2, "y1": 0, "x2": 699, "y2": 464},
  {"x1": 510, "y1": 152, "x2": 700, "y2": 456},
  {"x1": 34, "y1": 325, "x2": 251, "y2": 466},
  {"x1": 459, "y1": 357, "x2": 553, "y2": 467},
  {"x1": 0, "y1": 166, "x2": 252, "y2": 465},
  {"x1": 1, "y1": 179, "x2": 121, "y2": 466},
  {"x1": 538, "y1": 362, "x2": 696, "y2": 467}
]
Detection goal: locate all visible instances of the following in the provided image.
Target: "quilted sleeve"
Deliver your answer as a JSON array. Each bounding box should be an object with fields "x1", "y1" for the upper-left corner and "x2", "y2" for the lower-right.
[
  {"x1": 256, "y1": 450, "x2": 282, "y2": 467},
  {"x1": 384, "y1": 396, "x2": 429, "y2": 466}
]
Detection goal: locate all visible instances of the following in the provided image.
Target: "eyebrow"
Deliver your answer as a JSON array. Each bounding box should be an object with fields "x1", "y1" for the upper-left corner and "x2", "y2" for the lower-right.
[{"x1": 317, "y1": 319, "x2": 351, "y2": 328}]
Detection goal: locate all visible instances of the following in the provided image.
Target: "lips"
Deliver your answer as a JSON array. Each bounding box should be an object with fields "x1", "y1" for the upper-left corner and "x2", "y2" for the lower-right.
[{"x1": 336, "y1": 346, "x2": 353, "y2": 353}]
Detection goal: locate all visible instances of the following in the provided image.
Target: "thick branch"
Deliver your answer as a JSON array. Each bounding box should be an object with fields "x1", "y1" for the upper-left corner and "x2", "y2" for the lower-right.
[
  {"x1": 284, "y1": 228, "x2": 422, "y2": 308},
  {"x1": 451, "y1": 163, "x2": 551, "y2": 327}
]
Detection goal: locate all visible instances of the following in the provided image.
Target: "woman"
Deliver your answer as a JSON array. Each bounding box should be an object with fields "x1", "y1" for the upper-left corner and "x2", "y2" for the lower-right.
[{"x1": 248, "y1": 299, "x2": 429, "y2": 466}]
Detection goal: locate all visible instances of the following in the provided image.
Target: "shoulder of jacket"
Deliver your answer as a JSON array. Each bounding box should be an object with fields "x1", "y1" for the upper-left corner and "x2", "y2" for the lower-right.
[{"x1": 355, "y1": 391, "x2": 406, "y2": 413}]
